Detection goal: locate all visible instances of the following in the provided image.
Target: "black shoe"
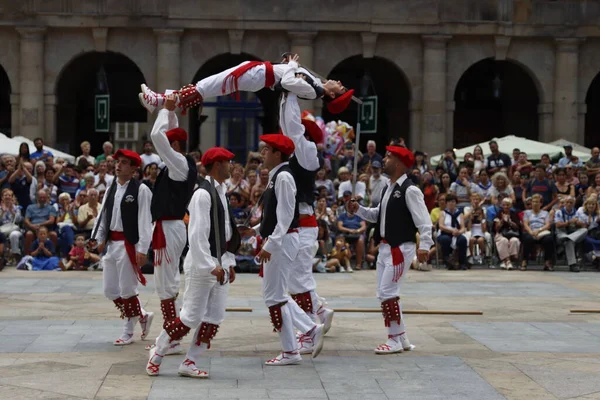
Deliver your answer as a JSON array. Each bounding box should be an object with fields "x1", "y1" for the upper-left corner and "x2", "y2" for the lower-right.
[
  {"x1": 459, "y1": 264, "x2": 468, "y2": 270},
  {"x1": 569, "y1": 264, "x2": 581, "y2": 273}
]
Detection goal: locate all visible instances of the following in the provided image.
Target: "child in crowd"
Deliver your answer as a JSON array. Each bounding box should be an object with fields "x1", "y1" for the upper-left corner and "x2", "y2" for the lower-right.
[
  {"x1": 30, "y1": 227, "x2": 63, "y2": 271},
  {"x1": 467, "y1": 194, "x2": 487, "y2": 263},
  {"x1": 64, "y1": 234, "x2": 100, "y2": 270},
  {"x1": 229, "y1": 192, "x2": 249, "y2": 225},
  {"x1": 329, "y1": 235, "x2": 352, "y2": 273}
]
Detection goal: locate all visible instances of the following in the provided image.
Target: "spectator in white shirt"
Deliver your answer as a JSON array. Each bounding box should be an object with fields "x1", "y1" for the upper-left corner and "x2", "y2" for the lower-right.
[
  {"x1": 337, "y1": 167, "x2": 366, "y2": 204},
  {"x1": 75, "y1": 141, "x2": 95, "y2": 166},
  {"x1": 369, "y1": 160, "x2": 389, "y2": 207},
  {"x1": 140, "y1": 141, "x2": 162, "y2": 168}
]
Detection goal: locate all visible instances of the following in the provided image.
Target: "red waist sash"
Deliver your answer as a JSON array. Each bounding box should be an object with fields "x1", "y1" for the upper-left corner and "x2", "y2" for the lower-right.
[
  {"x1": 381, "y1": 239, "x2": 405, "y2": 283},
  {"x1": 152, "y1": 216, "x2": 181, "y2": 266},
  {"x1": 110, "y1": 231, "x2": 147, "y2": 286},
  {"x1": 222, "y1": 61, "x2": 275, "y2": 100}
]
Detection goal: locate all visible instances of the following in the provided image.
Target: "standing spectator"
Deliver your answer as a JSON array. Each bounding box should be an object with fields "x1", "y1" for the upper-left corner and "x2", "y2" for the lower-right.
[
  {"x1": 56, "y1": 192, "x2": 77, "y2": 257},
  {"x1": 105, "y1": 156, "x2": 116, "y2": 175},
  {"x1": 413, "y1": 151, "x2": 429, "y2": 175},
  {"x1": 339, "y1": 143, "x2": 358, "y2": 171},
  {"x1": 359, "y1": 140, "x2": 384, "y2": 170},
  {"x1": 142, "y1": 162, "x2": 159, "y2": 191},
  {"x1": 565, "y1": 164, "x2": 580, "y2": 186},
  {"x1": 24, "y1": 190, "x2": 57, "y2": 255},
  {"x1": 521, "y1": 194, "x2": 553, "y2": 271},
  {"x1": 437, "y1": 194, "x2": 468, "y2": 270},
  {"x1": 0, "y1": 155, "x2": 15, "y2": 191},
  {"x1": 226, "y1": 163, "x2": 250, "y2": 201},
  {"x1": 450, "y1": 167, "x2": 477, "y2": 209},
  {"x1": 585, "y1": 147, "x2": 600, "y2": 179},
  {"x1": 486, "y1": 140, "x2": 512, "y2": 175},
  {"x1": 369, "y1": 161, "x2": 390, "y2": 207},
  {"x1": 555, "y1": 196, "x2": 587, "y2": 272},
  {"x1": 76, "y1": 141, "x2": 95, "y2": 166},
  {"x1": 336, "y1": 204, "x2": 367, "y2": 270},
  {"x1": 77, "y1": 188, "x2": 100, "y2": 236},
  {"x1": 315, "y1": 196, "x2": 336, "y2": 227},
  {"x1": 8, "y1": 160, "x2": 33, "y2": 210},
  {"x1": 493, "y1": 198, "x2": 521, "y2": 270},
  {"x1": 315, "y1": 168, "x2": 335, "y2": 203},
  {"x1": 245, "y1": 153, "x2": 262, "y2": 171},
  {"x1": 511, "y1": 148, "x2": 521, "y2": 166},
  {"x1": 93, "y1": 160, "x2": 114, "y2": 194},
  {"x1": 30, "y1": 138, "x2": 54, "y2": 163},
  {"x1": 0, "y1": 188, "x2": 23, "y2": 262},
  {"x1": 473, "y1": 145, "x2": 486, "y2": 175},
  {"x1": 437, "y1": 149, "x2": 458, "y2": 181},
  {"x1": 95, "y1": 141, "x2": 113, "y2": 164},
  {"x1": 554, "y1": 168, "x2": 575, "y2": 203},
  {"x1": 248, "y1": 190, "x2": 263, "y2": 224},
  {"x1": 140, "y1": 141, "x2": 162, "y2": 168},
  {"x1": 245, "y1": 169, "x2": 258, "y2": 195},
  {"x1": 17, "y1": 142, "x2": 31, "y2": 164},
  {"x1": 56, "y1": 163, "x2": 80, "y2": 199},
  {"x1": 28, "y1": 226, "x2": 62, "y2": 271},
  {"x1": 421, "y1": 171, "x2": 438, "y2": 212},
  {"x1": 466, "y1": 193, "x2": 487, "y2": 263},
  {"x1": 489, "y1": 172, "x2": 515, "y2": 205},
  {"x1": 576, "y1": 172, "x2": 589, "y2": 206},
  {"x1": 512, "y1": 152, "x2": 533, "y2": 179},
  {"x1": 251, "y1": 167, "x2": 270, "y2": 200},
  {"x1": 77, "y1": 173, "x2": 95, "y2": 197},
  {"x1": 337, "y1": 167, "x2": 366, "y2": 204},
  {"x1": 229, "y1": 192, "x2": 248, "y2": 225},
  {"x1": 558, "y1": 144, "x2": 575, "y2": 167},
  {"x1": 527, "y1": 164, "x2": 557, "y2": 211}
]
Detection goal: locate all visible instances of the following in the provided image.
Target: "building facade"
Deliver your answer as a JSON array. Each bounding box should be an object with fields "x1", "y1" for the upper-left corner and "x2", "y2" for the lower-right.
[{"x1": 1, "y1": 0, "x2": 600, "y2": 158}]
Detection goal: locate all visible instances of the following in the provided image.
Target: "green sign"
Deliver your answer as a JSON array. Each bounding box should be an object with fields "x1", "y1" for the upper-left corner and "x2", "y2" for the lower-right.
[
  {"x1": 358, "y1": 95, "x2": 377, "y2": 133},
  {"x1": 95, "y1": 94, "x2": 110, "y2": 132}
]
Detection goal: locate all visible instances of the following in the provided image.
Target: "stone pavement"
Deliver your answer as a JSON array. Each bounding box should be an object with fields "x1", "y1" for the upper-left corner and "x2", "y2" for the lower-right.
[{"x1": 0, "y1": 267, "x2": 599, "y2": 399}]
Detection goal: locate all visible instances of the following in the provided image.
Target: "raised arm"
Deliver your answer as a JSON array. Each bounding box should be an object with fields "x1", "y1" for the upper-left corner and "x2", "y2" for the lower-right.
[
  {"x1": 150, "y1": 106, "x2": 188, "y2": 182},
  {"x1": 280, "y1": 59, "x2": 320, "y2": 100},
  {"x1": 136, "y1": 184, "x2": 153, "y2": 254},
  {"x1": 279, "y1": 94, "x2": 320, "y2": 171}
]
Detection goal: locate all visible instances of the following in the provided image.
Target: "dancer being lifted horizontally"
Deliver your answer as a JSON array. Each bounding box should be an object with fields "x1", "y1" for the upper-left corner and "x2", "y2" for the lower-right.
[
  {"x1": 138, "y1": 53, "x2": 354, "y2": 115},
  {"x1": 346, "y1": 146, "x2": 433, "y2": 354}
]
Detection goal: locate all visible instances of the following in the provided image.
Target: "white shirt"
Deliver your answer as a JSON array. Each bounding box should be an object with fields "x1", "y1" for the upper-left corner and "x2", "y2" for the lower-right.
[
  {"x1": 369, "y1": 174, "x2": 390, "y2": 206},
  {"x1": 280, "y1": 93, "x2": 320, "y2": 215},
  {"x1": 150, "y1": 109, "x2": 189, "y2": 182},
  {"x1": 576, "y1": 209, "x2": 599, "y2": 229},
  {"x1": 356, "y1": 174, "x2": 433, "y2": 251},
  {"x1": 76, "y1": 154, "x2": 95, "y2": 166},
  {"x1": 261, "y1": 162, "x2": 297, "y2": 254},
  {"x1": 186, "y1": 177, "x2": 235, "y2": 272},
  {"x1": 140, "y1": 153, "x2": 162, "y2": 169},
  {"x1": 275, "y1": 61, "x2": 324, "y2": 100},
  {"x1": 94, "y1": 173, "x2": 114, "y2": 192},
  {"x1": 92, "y1": 180, "x2": 153, "y2": 254},
  {"x1": 338, "y1": 180, "x2": 366, "y2": 200}
]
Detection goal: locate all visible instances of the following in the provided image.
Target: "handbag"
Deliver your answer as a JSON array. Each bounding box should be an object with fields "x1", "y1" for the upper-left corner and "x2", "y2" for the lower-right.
[
  {"x1": 0, "y1": 210, "x2": 19, "y2": 236},
  {"x1": 502, "y1": 228, "x2": 520, "y2": 239}
]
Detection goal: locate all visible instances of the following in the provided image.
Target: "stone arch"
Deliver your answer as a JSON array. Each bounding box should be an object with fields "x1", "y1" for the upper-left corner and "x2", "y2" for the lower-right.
[
  {"x1": 55, "y1": 51, "x2": 147, "y2": 154},
  {"x1": 323, "y1": 55, "x2": 411, "y2": 150},
  {"x1": 0, "y1": 64, "x2": 11, "y2": 135},
  {"x1": 584, "y1": 72, "x2": 600, "y2": 148},
  {"x1": 188, "y1": 53, "x2": 279, "y2": 157},
  {"x1": 453, "y1": 58, "x2": 540, "y2": 148}
]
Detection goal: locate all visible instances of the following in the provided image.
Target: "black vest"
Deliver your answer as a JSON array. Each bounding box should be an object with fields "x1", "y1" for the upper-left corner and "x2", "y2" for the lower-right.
[
  {"x1": 273, "y1": 67, "x2": 325, "y2": 100},
  {"x1": 289, "y1": 156, "x2": 320, "y2": 208},
  {"x1": 103, "y1": 179, "x2": 141, "y2": 245},
  {"x1": 374, "y1": 178, "x2": 417, "y2": 247},
  {"x1": 259, "y1": 165, "x2": 299, "y2": 238},
  {"x1": 197, "y1": 178, "x2": 241, "y2": 257},
  {"x1": 151, "y1": 155, "x2": 197, "y2": 221}
]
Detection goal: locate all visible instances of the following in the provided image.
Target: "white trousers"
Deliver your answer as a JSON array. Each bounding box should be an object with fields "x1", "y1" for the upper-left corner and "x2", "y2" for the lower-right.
[
  {"x1": 195, "y1": 61, "x2": 286, "y2": 99},
  {"x1": 154, "y1": 220, "x2": 186, "y2": 300},
  {"x1": 8, "y1": 231, "x2": 23, "y2": 254},
  {"x1": 288, "y1": 227, "x2": 318, "y2": 295},
  {"x1": 102, "y1": 240, "x2": 139, "y2": 301},
  {"x1": 262, "y1": 232, "x2": 316, "y2": 352}
]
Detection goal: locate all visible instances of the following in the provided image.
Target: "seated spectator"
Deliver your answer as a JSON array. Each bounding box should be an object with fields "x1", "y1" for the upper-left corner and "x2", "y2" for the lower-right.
[
  {"x1": 75, "y1": 141, "x2": 95, "y2": 166},
  {"x1": 430, "y1": 193, "x2": 447, "y2": 225},
  {"x1": 490, "y1": 171, "x2": 515, "y2": 206},
  {"x1": 142, "y1": 162, "x2": 159, "y2": 191},
  {"x1": 365, "y1": 228, "x2": 381, "y2": 270},
  {"x1": 493, "y1": 198, "x2": 521, "y2": 270},
  {"x1": 437, "y1": 149, "x2": 459, "y2": 181},
  {"x1": 586, "y1": 172, "x2": 600, "y2": 199},
  {"x1": 24, "y1": 190, "x2": 57, "y2": 255},
  {"x1": 229, "y1": 192, "x2": 248, "y2": 225},
  {"x1": 32, "y1": 167, "x2": 58, "y2": 205},
  {"x1": 369, "y1": 161, "x2": 389, "y2": 207},
  {"x1": 475, "y1": 169, "x2": 492, "y2": 205},
  {"x1": 226, "y1": 164, "x2": 250, "y2": 201},
  {"x1": 449, "y1": 167, "x2": 477, "y2": 210},
  {"x1": 0, "y1": 188, "x2": 23, "y2": 266},
  {"x1": 521, "y1": 194, "x2": 553, "y2": 271},
  {"x1": 512, "y1": 151, "x2": 533, "y2": 179},
  {"x1": 235, "y1": 226, "x2": 259, "y2": 273},
  {"x1": 554, "y1": 168, "x2": 575, "y2": 205},
  {"x1": 359, "y1": 140, "x2": 383, "y2": 170},
  {"x1": 511, "y1": 170, "x2": 526, "y2": 211},
  {"x1": 358, "y1": 173, "x2": 371, "y2": 206},
  {"x1": 56, "y1": 192, "x2": 77, "y2": 257},
  {"x1": 337, "y1": 167, "x2": 366, "y2": 205},
  {"x1": 245, "y1": 169, "x2": 258, "y2": 195},
  {"x1": 577, "y1": 194, "x2": 600, "y2": 267},
  {"x1": 55, "y1": 163, "x2": 80, "y2": 200},
  {"x1": 465, "y1": 193, "x2": 488, "y2": 263},
  {"x1": 315, "y1": 196, "x2": 336, "y2": 227},
  {"x1": 329, "y1": 235, "x2": 352, "y2": 272},
  {"x1": 64, "y1": 234, "x2": 100, "y2": 270},
  {"x1": 94, "y1": 160, "x2": 114, "y2": 194},
  {"x1": 437, "y1": 172, "x2": 452, "y2": 195},
  {"x1": 77, "y1": 188, "x2": 100, "y2": 237},
  {"x1": 437, "y1": 194, "x2": 468, "y2": 270},
  {"x1": 248, "y1": 191, "x2": 263, "y2": 225},
  {"x1": 315, "y1": 220, "x2": 334, "y2": 264},
  {"x1": 565, "y1": 164, "x2": 580, "y2": 186},
  {"x1": 77, "y1": 173, "x2": 95, "y2": 197},
  {"x1": 585, "y1": 147, "x2": 600, "y2": 179},
  {"x1": 251, "y1": 167, "x2": 270, "y2": 200},
  {"x1": 28, "y1": 226, "x2": 63, "y2": 271},
  {"x1": 576, "y1": 172, "x2": 589, "y2": 206},
  {"x1": 74, "y1": 189, "x2": 88, "y2": 210},
  {"x1": 527, "y1": 164, "x2": 557, "y2": 211},
  {"x1": 7, "y1": 159, "x2": 33, "y2": 211},
  {"x1": 421, "y1": 171, "x2": 438, "y2": 212},
  {"x1": 555, "y1": 196, "x2": 588, "y2": 272},
  {"x1": 336, "y1": 203, "x2": 366, "y2": 270},
  {"x1": 0, "y1": 155, "x2": 16, "y2": 191},
  {"x1": 245, "y1": 152, "x2": 262, "y2": 171}
]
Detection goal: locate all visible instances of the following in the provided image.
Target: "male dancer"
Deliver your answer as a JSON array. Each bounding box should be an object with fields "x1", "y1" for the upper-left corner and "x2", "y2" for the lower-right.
[
  {"x1": 347, "y1": 146, "x2": 433, "y2": 354},
  {"x1": 90, "y1": 149, "x2": 154, "y2": 345},
  {"x1": 138, "y1": 54, "x2": 354, "y2": 115},
  {"x1": 255, "y1": 134, "x2": 325, "y2": 365},
  {"x1": 146, "y1": 147, "x2": 240, "y2": 378},
  {"x1": 279, "y1": 84, "x2": 334, "y2": 353},
  {"x1": 146, "y1": 94, "x2": 198, "y2": 355}
]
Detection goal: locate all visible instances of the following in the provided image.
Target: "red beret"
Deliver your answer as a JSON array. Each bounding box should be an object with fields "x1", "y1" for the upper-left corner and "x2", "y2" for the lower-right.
[
  {"x1": 166, "y1": 127, "x2": 188, "y2": 143},
  {"x1": 301, "y1": 118, "x2": 323, "y2": 144},
  {"x1": 113, "y1": 149, "x2": 142, "y2": 168},
  {"x1": 386, "y1": 146, "x2": 415, "y2": 168},
  {"x1": 326, "y1": 89, "x2": 354, "y2": 114},
  {"x1": 201, "y1": 147, "x2": 235, "y2": 166},
  {"x1": 260, "y1": 134, "x2": 295, "y2": 156}
]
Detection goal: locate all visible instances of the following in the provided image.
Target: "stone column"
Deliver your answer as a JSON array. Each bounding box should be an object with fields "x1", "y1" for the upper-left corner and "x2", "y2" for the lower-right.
[
  {"x1": 44, "y1": 94, "x2": 56, "y2": 146},
  {"x1": 446, "y1": 101, "x2": 456, "y2": 150},
  {"x1": 538, "y1": 102, "x2": 553, "y2": 143},
  {"x1": 421, "y1": 35, "x2": 451, "y2": 156},
  {"x1": 155, "y1": 29, "x2": 183, "y2": 92},
  {"x1": 10, "y1": 94, "x2": 20, "y2": 137},
  {"x1": 289, "y1": 31, "x2": 317, "y2": 113},
  {"x1": 17, "y1": 27, "x2": 46, "y2": 141},
  {"x1": 409, "y1": 101, "x2": 421, "y2": 150},
  {"x1": 553, "y1": 38, "x2": 581, "y2": 143},
  {"x1": 577, "y1": 103, "x2": 587, "y2": 146}
]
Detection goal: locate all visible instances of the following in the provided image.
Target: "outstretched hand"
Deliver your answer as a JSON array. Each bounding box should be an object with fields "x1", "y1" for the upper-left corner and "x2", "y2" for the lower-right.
[{"x1": 164, "y1": 94, "x2": 177, "y2": 111}]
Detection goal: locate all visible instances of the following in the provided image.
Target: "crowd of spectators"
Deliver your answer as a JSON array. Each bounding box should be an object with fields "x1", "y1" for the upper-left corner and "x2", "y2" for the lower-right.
[{"x1": 1, "y1": 135, "x2": 600, "y2": 275}]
